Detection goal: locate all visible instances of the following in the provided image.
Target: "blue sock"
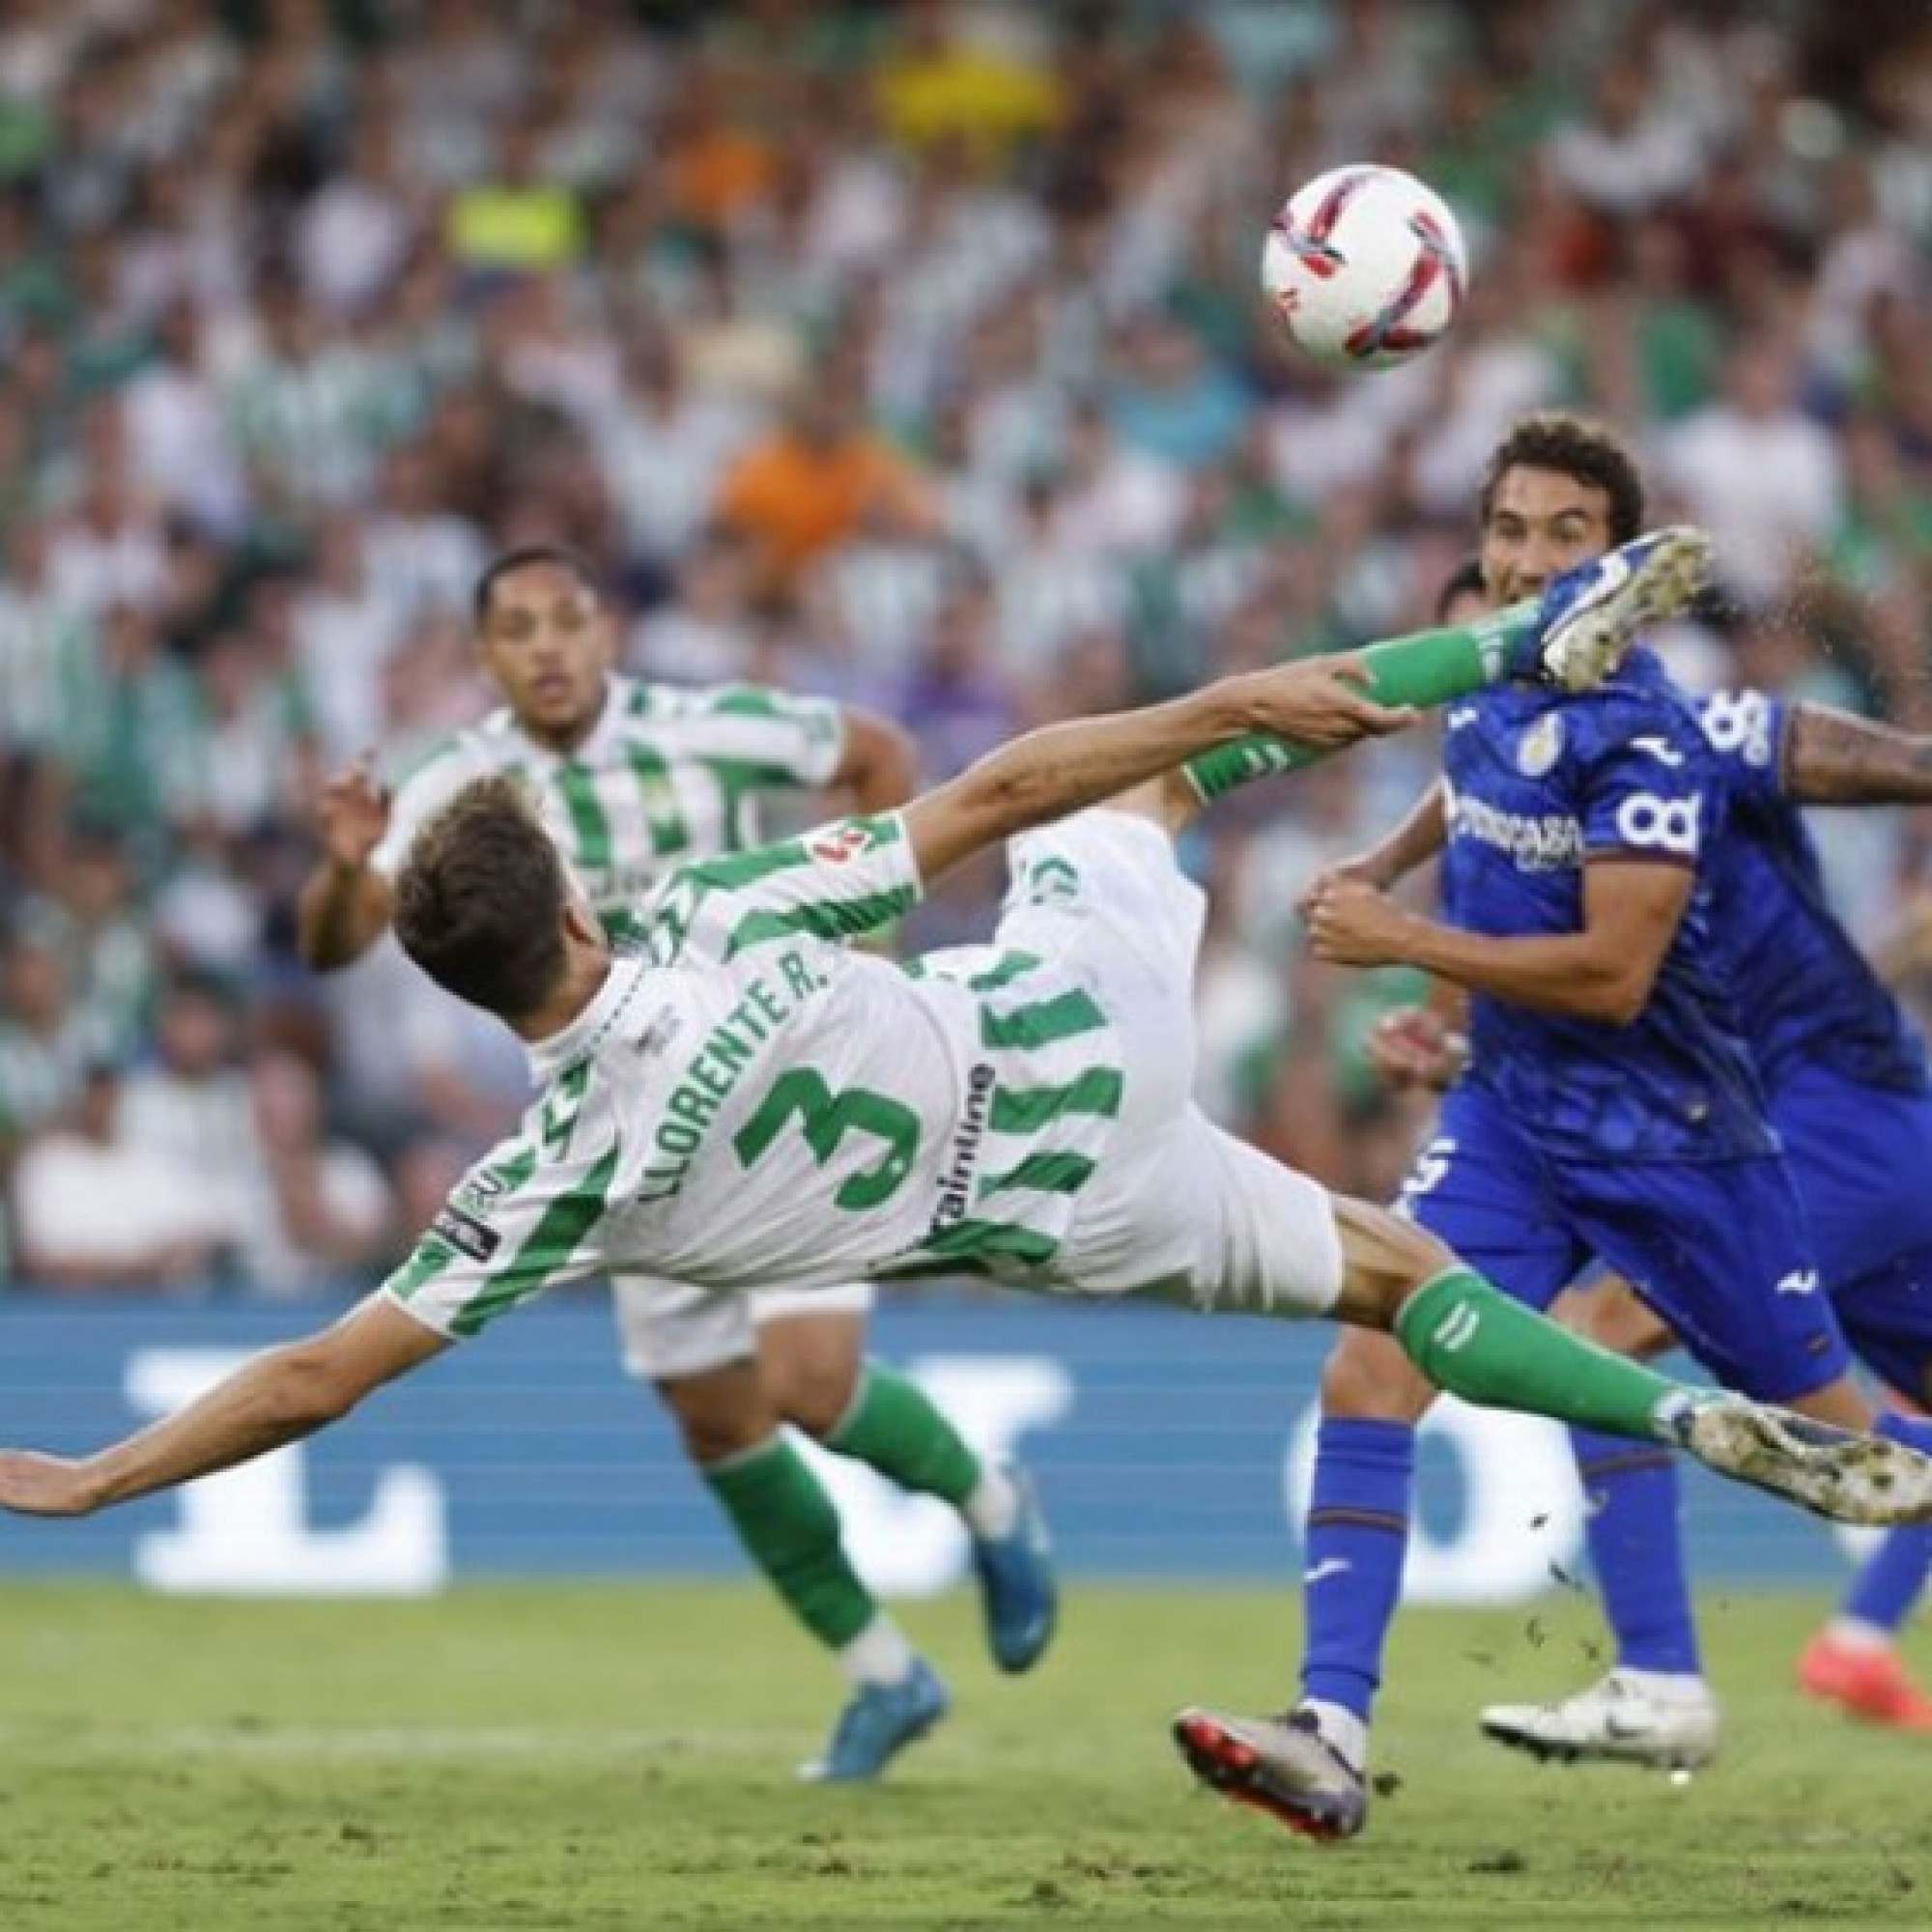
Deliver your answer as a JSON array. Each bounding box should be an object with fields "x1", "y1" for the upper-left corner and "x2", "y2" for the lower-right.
[
  {"x1": 1570, "y1": 1426, "x2": 1702, "y2": 1675},
  {"x1": 1299, "y1": 1418, "x2": 1415, "y2": 1723},
  {"x1": 1850, "y1": 1414, "x2": 1932, "y2": 1634}
]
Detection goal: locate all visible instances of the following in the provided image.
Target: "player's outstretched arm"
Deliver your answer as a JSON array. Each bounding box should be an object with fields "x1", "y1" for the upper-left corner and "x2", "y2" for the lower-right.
[
  {"x1": 901, "y1": 658, "x2": 1414, "y2": 883},
  {"x1": 297, "y1": 755, "x2": 398, "y2": 970},
  {"x1": 1783, "y1": 704, "x2": 1932, "y2": 806},
  {"x1": 0, "y1": 1296, "x2": 449, "y2": 1517}
]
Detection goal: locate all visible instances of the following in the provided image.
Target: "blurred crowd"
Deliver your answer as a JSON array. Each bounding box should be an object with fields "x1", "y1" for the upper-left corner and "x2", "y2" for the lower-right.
[{"x1": 4, "y1": 0, "x2": 1932, "y2": 1294}]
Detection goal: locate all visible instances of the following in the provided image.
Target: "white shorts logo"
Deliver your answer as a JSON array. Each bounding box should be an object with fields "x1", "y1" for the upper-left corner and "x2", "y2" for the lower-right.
[{"x1": 1613, "y1": 792, "x2": 1700, "y2": 857}]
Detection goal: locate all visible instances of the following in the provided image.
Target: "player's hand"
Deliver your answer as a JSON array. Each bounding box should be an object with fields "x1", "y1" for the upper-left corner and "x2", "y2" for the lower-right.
[
  {"x1": 1304, "y1": 875, "x2": 1417, "y2": 967},
  {"x1": 314, "y1": 754, "x2": 391, "y2": 870},
  {"x1": 0, "y1": 1451, "x2": 99, "y2": 1517},
  {"x1": 1296, "y1": 850, "x2": 1392, "y2": 919},
  {"x1": 1242, "y1": 656, "x2": 1416, "y2": 751},
  {"x1": 1366, "y1": 1006, "x2": 1468, "y2": 1091}
]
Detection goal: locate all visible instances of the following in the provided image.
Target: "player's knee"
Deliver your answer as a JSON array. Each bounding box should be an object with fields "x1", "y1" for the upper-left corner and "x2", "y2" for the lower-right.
[
  {"x1": 769, "y1": 1356, "x2": 861, "y2": 1438},
  {"x1": 756, "y1": 1315, "x2": 866, "y2": 1436},
  {"x1": 658, "y1": 1363, "x2": 781, "y2": 1465}
]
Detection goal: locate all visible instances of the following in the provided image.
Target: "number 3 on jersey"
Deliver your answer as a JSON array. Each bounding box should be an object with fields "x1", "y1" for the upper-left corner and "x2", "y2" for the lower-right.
[{"x1": 733, "y1": 1067, "x2": 921, "y2": 1210}]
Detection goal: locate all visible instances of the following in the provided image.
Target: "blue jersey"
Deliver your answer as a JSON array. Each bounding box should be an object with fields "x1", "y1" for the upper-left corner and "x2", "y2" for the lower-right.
[
  {"x1": 1439, "y1": 649, "x2": 1772, "y2": 1162},
  {"x1": 1696, "y1": 689, "x2": 1932, "y2": 1098}
]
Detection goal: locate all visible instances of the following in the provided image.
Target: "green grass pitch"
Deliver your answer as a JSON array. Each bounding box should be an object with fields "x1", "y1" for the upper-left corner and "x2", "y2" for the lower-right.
[{"x1": 0, "y1": 1581, "x2": 1926, "y2": 1929}]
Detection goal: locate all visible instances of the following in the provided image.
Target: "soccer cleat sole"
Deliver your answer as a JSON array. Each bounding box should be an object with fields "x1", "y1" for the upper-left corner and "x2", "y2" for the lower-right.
[
  {"x1": 1477, "y1": 1715, "x2": 1714, "y2": 1772},
  {"x1": 1544, "y1": 527, "x2": 1715, "y2": 692},
  {"x1": 1171, "y1": 1712, "x2": 1360, "y2": 1843},
  {"x1": 1690, "y1": 1404, "x2": 1932, "y2": 1528}
]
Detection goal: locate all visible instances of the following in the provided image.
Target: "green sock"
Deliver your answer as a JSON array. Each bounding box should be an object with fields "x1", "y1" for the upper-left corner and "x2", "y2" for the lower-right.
[
  {"x1": 703, "y1": 1435, "x2": 875, "y2": 1648},
  {"x1": 1394, "y1": 1267, "x2": 1690, "y2": 1441},
  {"x1": 1184, "y1": 601, "x2": 1537, "y2": 803},
  {"x1": 824, "y1": 1362, "x2": 982, "y2": 1509}
]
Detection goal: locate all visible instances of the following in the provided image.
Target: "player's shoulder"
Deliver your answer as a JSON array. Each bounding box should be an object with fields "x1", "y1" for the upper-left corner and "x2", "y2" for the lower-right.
[
  {"x1": 616, "y1": 674, "x2": 834, "y2": 730},
  {"x1": 387, "y1": 714, "x2": 508, "y2": 797},
  {"x1": 1567, "y1": 662, "x2": 1715, "y2": 762}
]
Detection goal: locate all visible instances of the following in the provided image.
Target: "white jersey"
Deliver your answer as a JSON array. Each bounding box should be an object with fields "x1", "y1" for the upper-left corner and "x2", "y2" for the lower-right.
[
  {"x1": 371, "y1": 673, "x2": 846, "y2": 925},
  {"x1": 385, "y1": 815, "x2": 1130, "y2": 1339}
]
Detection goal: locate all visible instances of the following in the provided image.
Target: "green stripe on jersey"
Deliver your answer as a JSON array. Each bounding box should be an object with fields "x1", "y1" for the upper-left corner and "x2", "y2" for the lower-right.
[
  {"x1": 449, "y1": 1148, "x2": 621, "y2": 1336},
  {"x1": 557, "y1": 764, "x2": 613, "y2": 871},
  {"x1": 987, "y1": 1067, "x2": 1123, "y2": 1134},
  {"x1": 966, "y1": 952, "x2": 1042, "y2": 993},
  {"x1": 695, "y1": 840, "x2": 821, "y2": 891},
  {"x1": 387, "y1": 1236, "x2": 458, "y2": 1304},
  {"x1": 919, "y1": 1219, "x2": 1061, "y2": 1268},
  {"x1": 979, "y1": 1151, "x2": 1096, "y2": 1197},
  {"x1": 724, "y1": 888, "x2": 916, "y2": 957},
  {"x1": 979, "y1": 989, "x2": 1108, "y2": 1051},
  {"x1": 710, "y1": 756, "x2": 801, "y2": 850},
  {"x1": 625, "y1": 743, "x2": 692, "y2": 854}
]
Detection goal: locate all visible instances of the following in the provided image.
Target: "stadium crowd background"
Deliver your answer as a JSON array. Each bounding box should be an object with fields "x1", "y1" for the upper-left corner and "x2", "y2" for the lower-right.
[{"x1": 2, "y1": 0, "x2": 1931, "y2": 1297}]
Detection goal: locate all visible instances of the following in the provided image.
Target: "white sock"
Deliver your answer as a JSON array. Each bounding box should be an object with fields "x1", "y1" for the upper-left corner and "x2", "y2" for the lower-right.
[
  {"x1": 962, "y1": 1463, "x2": 1019, "y2": 1541},
  {"x1": 838, "y1": 1615, "x2": 917, "y2": 1689},
  {"x1": 1823, "y1": 1616, "x2": 1893, "y2": 1653},
  {"x1": 1302, "y1": 1697, "x2": 1368, "y2": 1773},
  {"x1": 1612, "y1": 1667, "x2": 1709, "y2": 1700}
]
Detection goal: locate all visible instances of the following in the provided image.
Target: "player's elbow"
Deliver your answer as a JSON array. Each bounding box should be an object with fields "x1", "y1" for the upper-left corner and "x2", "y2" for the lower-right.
[
  {"x1": 1580, "y1": 960, "x2": 1661, "y2": 1027},
  {"x1": 956, "y1": 752, "x2": 1056, "y2": 840},
  {"x1": 268, "y1": 1344, "x2": 372, "y2": 1430}
]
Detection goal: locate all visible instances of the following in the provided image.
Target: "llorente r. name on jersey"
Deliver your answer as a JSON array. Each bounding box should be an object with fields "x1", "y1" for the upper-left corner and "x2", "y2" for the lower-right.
[
  {"x1": 371, "y1": 675, "x2": 845, "y2": 920},
  {"x1": 1439, "y1": 649, "x2": 1772, "y2": 1162},
  {"x1": 1697, "y1": 688, "x2": 1931, "y2": 1095},
  {"x1": 384, "y1": 815, "x2": 1128, "y2": 1338}
]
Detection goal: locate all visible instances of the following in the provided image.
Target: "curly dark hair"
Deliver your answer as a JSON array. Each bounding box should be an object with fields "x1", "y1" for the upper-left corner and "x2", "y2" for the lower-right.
[
  {"x1": 393, "y1": 775, "x2": 570, "y2": 1020},
  {"x1": 1477, "y1": 412, "x2": 1646, "y2": 545}
]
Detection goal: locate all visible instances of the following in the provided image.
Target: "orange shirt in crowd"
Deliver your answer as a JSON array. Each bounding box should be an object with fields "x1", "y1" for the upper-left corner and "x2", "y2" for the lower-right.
[{"x1": 717, "y1": 434, "x2": 933, "y2": 583}]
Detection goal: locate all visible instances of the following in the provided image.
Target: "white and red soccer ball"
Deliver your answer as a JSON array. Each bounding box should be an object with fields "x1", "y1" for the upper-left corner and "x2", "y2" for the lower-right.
[{"x1": 1261, "y1": 164, "x2": 1468, "y2": 372}]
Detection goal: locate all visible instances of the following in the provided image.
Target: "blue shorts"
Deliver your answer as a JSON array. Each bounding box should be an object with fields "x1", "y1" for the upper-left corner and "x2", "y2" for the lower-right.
[
  {"x1": 1776, "y1": 1065, "x2": 1932, "y2": 1405},
  {"x1": 1402, "y1": 1083, "x2": 1849, "y2": 1404}
]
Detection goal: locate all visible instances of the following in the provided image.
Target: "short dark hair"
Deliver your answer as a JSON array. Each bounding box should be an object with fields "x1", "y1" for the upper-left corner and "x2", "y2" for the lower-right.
[
  {"x1": 1478, "y1": 412, "x2": 1645, "y2": 546},
  {"x1": 393, "y1": 776, "x2": 570, "y2": 1020},
  {"x1": 1435, "y1": 555, "x2": 1487, "y2": 623},
  {"x1": 471, "y1": 545, "x2": 603, "y2": 627}
]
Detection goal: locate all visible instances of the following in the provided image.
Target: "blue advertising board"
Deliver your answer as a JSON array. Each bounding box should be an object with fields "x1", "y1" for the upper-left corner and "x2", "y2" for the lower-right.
[{"x1": 0, "y1": 1292, "x2": 1869, "y2": 1598}]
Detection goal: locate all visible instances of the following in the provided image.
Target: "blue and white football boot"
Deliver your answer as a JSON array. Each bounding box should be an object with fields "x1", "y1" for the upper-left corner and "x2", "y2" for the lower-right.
[{"x1": 1516, "y1": 526, "x2": 1716, "y2": 692}]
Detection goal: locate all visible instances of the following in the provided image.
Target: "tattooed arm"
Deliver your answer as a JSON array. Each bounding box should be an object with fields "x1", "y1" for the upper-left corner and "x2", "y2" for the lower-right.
[{"x1": 1784, "y1": 704, "x2": 1932, "y2": 806}]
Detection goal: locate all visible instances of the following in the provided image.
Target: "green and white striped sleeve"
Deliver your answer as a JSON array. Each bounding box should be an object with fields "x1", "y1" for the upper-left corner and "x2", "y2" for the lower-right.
[
  {"x1": 370, "y1": 734, "x2": 487, "y2": 879},
  {"x1": 382, "y1": 1078, "x2": 621, "y2": 1338},
  {"x1": 661, "y1": 813, "x2": 923, "y2": 964},
  {"x1": 681, "y1": 684, "x2": 846, "y2": 789}
]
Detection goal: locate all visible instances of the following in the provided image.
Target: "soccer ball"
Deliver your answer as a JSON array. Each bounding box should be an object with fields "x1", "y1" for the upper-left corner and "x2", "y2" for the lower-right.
[{"x1": 1261, "y1": 164, "x2": 1467, "y2": 372}]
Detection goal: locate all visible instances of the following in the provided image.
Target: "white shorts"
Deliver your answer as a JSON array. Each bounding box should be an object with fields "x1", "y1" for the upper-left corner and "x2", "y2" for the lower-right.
[
  {"x1": 612, "y1": 1277, "x2": 875, "y2": 1382},
  {"x1": 1001, "y1": 810, "x2": 1345, "y2": 1319}
]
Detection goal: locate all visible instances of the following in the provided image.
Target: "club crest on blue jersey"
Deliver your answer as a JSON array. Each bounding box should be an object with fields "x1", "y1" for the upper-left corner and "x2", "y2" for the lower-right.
[{"x1": 1517, "y1": 713, "x2": 1564, "y2": 777}]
